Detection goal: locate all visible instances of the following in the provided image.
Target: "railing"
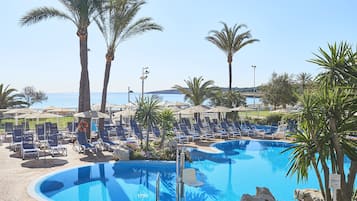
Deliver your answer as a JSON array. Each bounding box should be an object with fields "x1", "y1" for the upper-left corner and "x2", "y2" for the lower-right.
[{"x1": 156, "y1": 173, "x2": 160, "y2": 201}]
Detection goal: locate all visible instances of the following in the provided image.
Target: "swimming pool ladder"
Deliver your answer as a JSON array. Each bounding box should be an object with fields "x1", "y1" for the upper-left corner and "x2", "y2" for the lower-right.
[{"x1": 156, "y1": 173, "x2": 160, "y2": 201}]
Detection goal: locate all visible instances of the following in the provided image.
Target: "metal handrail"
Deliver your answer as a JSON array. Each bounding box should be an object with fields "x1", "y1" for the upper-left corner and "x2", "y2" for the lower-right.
[{"x1": 156, "y1": 173, "x2": 160, "y2": 201}]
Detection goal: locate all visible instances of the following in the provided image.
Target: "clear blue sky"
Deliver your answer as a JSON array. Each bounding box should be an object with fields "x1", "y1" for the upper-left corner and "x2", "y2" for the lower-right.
[{"x1": 2, "y1": 0, "x2": 357, "y2": 93}]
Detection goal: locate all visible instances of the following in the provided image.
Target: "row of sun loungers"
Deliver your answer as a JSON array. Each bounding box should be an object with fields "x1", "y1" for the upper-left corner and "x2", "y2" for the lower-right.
[{"x1": 9, "y1": 125, "x2": 67, "y2": 160}]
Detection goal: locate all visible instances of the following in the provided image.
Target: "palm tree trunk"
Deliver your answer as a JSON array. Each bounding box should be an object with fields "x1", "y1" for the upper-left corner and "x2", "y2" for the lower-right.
[
  {"x1": 227, "y1": 54, "x2": 233, "y2": 91},
  {"x1": 77, "y1": 28, "x2": 91, "y2": 139},
  {"x1": 321, "y1": 159, "x2": 333, "y2": 201},
  {"x1": 77, "y1": 29, "x2": 91, "y2": 112},
  {"x1": 345, "y1": 160, "x2": 357, "y2": 200},
  {"x1": 160, "y1": 129, "x2": 166, "y2": 149},
  {"x1": 312, "y1": 157, "x2": 326, "y2": 199},
  {"x1": 146, "y1": 119, "x2": 150, "y2": 157},
  {"x1": 329, "y1": 118, "x2": 347, "y2": 201},
  {"x1": 99, "y1": 54, "x2": 113, "y2": 132}
]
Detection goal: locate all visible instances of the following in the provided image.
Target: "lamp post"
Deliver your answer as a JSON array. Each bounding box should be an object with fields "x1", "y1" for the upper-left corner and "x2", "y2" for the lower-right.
[
  {"x1": 127, "y1": 86, "x2": 133, "y2": 103},
  {"x1": 251, "y1": 65, "x2": 256, "y2": 108},
  {"x1": 140, "y1": 67, "x2": 149, "y2": 102}
]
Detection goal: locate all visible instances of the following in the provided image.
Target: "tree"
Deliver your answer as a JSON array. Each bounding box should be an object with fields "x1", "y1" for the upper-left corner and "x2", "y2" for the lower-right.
[
  {"x1": 210, "y1": 90, "x2": 246, "y2": 108},
  {"x1": 173, "y1": 76, "x2": 218, "y2": 106},
  {"x1": 206, "y1": 22, "x2": 259, "y2": 91},
  {"x1": 21, "y1": 86, "x2": 48, "y2": 107},
  {"x1": 308, "y1": 42, "x2": 357, "y2": 201},
  {"x1": 261, "y1": 73, "x2": 298, "y2": 109},
  {"x1": 285, "y1": 42, "x2": 357, "y2": 201},
  {"x1": 0, "y1": 84, "x2": 28, "y2": 109},
  {"x1": 158, "y1": 109, "x2": 175, "y2": 148},
  {"x1": 309, "y1": 42, "x2": 357, "y2": 89},
  {"x1": 95, "y1": 0, "x2": 162, "y2": 131},
  {"x1": 134, "y1": 96, "x2": 161, "y2": 155},
  {"x1": 296, "y1": 72, "x2": 313, "y2": 93},
  {"x1": 20, "y1": 0, "x2": 103, "y2": 113}
]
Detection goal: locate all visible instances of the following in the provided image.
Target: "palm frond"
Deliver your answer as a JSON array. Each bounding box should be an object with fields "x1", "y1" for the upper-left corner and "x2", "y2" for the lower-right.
[{"x1": 20, "y1": 7, "x2": 74, "y2": 26}]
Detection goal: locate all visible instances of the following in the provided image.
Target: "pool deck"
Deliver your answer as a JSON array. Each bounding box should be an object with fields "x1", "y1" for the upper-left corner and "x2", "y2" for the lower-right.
[{"x1": 0, "y1": 135, "x2": 291, "y2": 201}]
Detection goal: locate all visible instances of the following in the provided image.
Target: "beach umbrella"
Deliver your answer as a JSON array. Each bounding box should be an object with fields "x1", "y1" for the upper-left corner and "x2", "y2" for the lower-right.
[
  {"x1": 4, "y1": 108, "x2": 37, "y2": 125},
  {"x1": 47, "y1": 107, "x2": 76, "y2": 115},
  {"x1": 17, "y1": 112, "x2": 63, "y2": 119},
  {"x1": 179, "y1": 105, "x2": 210, "y2": 115},
  {"x1": 113, "y1": 109, "x2": 136, "y2": 118},
  {"x1": 74, "y1": 110, "x2": 110, "y2": 119},
  {"x1": 17, "y1": 112, "x2": 64, "y2": 125},
  {"x1": 206, "y1": 106, "x2": 232, "y2": 113}
]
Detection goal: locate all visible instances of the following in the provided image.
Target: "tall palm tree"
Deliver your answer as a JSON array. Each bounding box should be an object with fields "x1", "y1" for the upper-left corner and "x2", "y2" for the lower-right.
[
  {"x1": 0, "y1": 84, "x2": 27, "y2": 109},
  {"x1": 95, "y1": 0, "x2": 162, "y2": 131},
  {"x1": 296, "y1": 72, "x2": 313, "y2": 92},
  {"x1": 20, "y1": 0, "x2": 103, "y2": 113},
  {"x1": 173, "y1": 76, "x2": 217, "y2": 106},
  {"x1": 135, "y1": 96, "x2": 161, "y2": 154},
  {"x1": 206, "y1": 22, "x2": 259, "y2": 91}
]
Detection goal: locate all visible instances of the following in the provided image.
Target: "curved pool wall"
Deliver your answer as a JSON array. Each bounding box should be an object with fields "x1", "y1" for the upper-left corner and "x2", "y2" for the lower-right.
[
  {"x1": 30, "y1": 140, "x2": 356, "y2": 201},
  {"x1": 30, "y1": 160, "x2": 178, "y2": 201}
]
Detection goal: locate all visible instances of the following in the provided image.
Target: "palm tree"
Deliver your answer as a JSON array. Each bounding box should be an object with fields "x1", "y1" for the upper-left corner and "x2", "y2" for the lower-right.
[
  {"x1": 308, "y1": 42, "x2": 357, "y2": 89},
  {"x1": 283, "y1": 92, "x2": 331, "y2": 200},
  {"x1": 135, "y1": 96, "x2": 161, "y2": 155},
  {"x1": 173, "y1": 76, "x2": 217, "y2": 106},
  {"x1": 20, "y1": 0, "x2": 103, "y2": 113},
  {"x1": 206, "y1": 22, "x2": 259, "y2": 91},
  {"x1": 296, "y1": 72, "x2": 313, "y2": 92},
  {"x1": 0, "y1": 84, "x2": 27, "y2": 109},
  {"x1": 289, "y1": 41, "x2": 357, "y2": 201},
  {"x1": 95, "y1": 0, "x2": 162, "y2": 131},
  {"x1": 158, "y1": 109, "x2": 175, "y2": 148}
]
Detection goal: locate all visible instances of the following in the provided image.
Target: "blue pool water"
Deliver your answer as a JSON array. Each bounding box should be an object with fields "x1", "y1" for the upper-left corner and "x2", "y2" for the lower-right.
[{"x1": 32, "y1": 140, "x2": 354, "y2": 201}]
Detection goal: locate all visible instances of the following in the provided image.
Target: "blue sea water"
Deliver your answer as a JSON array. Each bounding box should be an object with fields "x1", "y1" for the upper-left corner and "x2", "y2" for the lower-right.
[{"x1": 32, "y1": 92, "x2": 260, "y2": 109}]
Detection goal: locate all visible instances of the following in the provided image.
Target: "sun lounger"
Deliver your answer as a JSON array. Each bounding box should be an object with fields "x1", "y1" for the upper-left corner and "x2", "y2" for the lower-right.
[
  {"x1": 11, "y1": 128, "x2": 23, "y2": 151},
  {"x1": 99, "y1": 130, "x2": 119, "y2": 151},
  {"x1": 35, "y1": 124, "x2": 47, "y2": 148},
  {"x1": 75, "y1": 131, "x2": 97, "y2": 153},
  {"x1": 193, "y1": 123, "x2": 213, "y2": 140},
  {"x1": 179, "y1": 124, "x2": 200, "y2": 141},
  {"x1": 21, "y1": 133, "x2": 40, "y2": 160},
  {"x1": 48, "y1": 133, "x2": 67, "y2": 156}
]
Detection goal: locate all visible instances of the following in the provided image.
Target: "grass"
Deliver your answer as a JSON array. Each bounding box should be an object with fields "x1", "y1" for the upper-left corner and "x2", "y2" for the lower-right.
[{"x1": 240, "y1": 110, "x2": 285, "y2": 119}]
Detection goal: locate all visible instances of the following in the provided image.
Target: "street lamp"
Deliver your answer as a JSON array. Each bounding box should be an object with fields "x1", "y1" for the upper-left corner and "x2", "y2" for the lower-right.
[
  {"x1": 140, "y1": 67, "x2": 149, "y2": 102},
  {"x1": 127, "y1": 86, "x2": 133, "y2": 103},
  {"x1": 251, "y1": 65, "x2": 256, "y2": 108}
]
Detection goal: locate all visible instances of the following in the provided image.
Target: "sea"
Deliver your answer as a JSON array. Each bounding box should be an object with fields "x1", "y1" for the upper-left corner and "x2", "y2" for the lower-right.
[{"x1": 32, "y1": 92, "x2": 260, "y2": 109}]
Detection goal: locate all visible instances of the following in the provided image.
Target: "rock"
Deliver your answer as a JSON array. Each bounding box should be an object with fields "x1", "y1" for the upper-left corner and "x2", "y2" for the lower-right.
[
  {"x1": 113, "y1": 147, "x2": 129, "y2": 160},
  {"x1": 256, "y1": 187, "x2": 276, "y2": 201},
  {"x1": 294, "y1": 189, "x2": 324, "y2": 201},
  {"x1": 240, "y1": 187, "x2": 276, "y2": 201}
]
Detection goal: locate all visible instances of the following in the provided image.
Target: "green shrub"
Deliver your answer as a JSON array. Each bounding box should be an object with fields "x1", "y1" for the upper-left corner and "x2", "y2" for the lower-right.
[
  {"x1": 265, "y1": 114, "x2": 282, "y2": 125},
  {"x1": 129, "y1": 150, "x2": 146, "y2": 160}
]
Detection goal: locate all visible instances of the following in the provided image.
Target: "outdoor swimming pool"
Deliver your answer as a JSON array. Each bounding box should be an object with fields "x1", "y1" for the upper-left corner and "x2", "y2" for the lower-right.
[{"x1": 31, "y1": 140, "x2": 349, "y2": 201}]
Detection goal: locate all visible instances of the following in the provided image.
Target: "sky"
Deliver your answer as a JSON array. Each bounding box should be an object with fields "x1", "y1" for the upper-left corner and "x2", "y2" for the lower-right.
[{"x1": 2, "y1": 0, "x2": 357, "y2": 93}]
